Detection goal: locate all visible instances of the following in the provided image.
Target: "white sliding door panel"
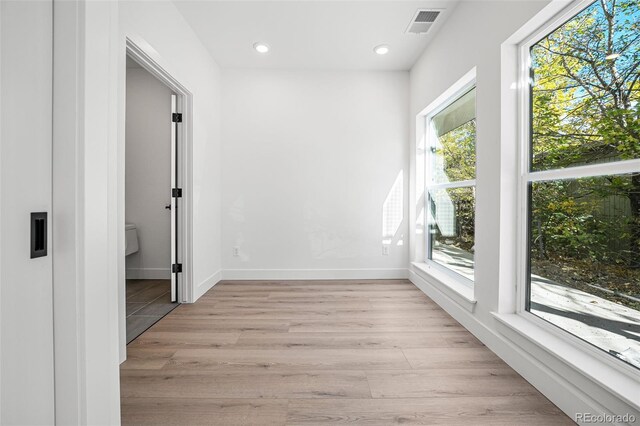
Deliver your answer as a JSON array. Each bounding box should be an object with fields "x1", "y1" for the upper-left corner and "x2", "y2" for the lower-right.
[{"x1": 0, "y1": 1, "x2": 55, "y2": 424}]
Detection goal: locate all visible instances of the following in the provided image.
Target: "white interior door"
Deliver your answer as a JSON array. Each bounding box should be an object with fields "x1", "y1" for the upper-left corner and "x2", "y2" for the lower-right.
[
  {"x1": 0, "y1": 1, "x2": 55, "y2": 424},
  {"x1": 170, "y1": 94, "x2": 179, "y2": 302}
]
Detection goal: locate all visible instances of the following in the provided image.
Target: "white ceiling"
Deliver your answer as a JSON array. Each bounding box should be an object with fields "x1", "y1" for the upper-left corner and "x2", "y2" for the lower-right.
[{"x1": 173, "y1": 0, "x2": 458, "y2": 71}]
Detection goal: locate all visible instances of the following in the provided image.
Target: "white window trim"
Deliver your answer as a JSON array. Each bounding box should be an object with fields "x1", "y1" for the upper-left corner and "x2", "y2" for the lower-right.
[
  {"x1": 514, "y1": 0, "x2": 640, "y2": 380},
  {"x1": 412, "y1": 262, "x2": 477, "y2": 312},
  {"x1": 492, "y1": 312, "x2": 640, "y2": 410},
  {"x1": 421, "y1": 257, "x2": 474, "y2": 289},
  {"x1": 415, "y1": 67, "x2": 477, "y2": 302}
]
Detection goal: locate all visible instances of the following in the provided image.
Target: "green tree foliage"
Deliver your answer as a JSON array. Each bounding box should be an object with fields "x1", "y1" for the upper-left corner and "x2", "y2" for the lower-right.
[
  {"x1": 433, "y1": 120, "x2": 476, "y2": 251},
  {"x1": 436, "y1": 120, "x2": 476, "y2": 182},
  {"x1": 530, "y1": 0, "x2": 640, "y2": 268}
]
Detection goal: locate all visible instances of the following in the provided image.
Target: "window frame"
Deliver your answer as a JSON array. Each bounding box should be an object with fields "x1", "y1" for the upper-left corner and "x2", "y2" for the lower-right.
[
  {"x1": 516, "y1": 0, "x2": 640, "y2": 377},
  {"x1": 422, "y1": 72, "x2": 477, "y2": 287}
]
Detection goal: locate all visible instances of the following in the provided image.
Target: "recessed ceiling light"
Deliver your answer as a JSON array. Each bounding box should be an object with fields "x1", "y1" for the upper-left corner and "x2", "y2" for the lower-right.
[
  {"x1": 253, "y1": 42, "x2": 270, "y2": 54},
  {"x1": 374, "y1": 44, "x2": 390, "y2": 55},
  {"x1": 605, "y1": 53, "x2": 620, "y2": 60}
]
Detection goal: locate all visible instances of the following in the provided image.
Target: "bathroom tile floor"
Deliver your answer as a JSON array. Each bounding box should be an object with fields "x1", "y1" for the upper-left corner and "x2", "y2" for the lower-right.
[{"x1": 126, "y1": 279, "x2": 178, "y2": 344}]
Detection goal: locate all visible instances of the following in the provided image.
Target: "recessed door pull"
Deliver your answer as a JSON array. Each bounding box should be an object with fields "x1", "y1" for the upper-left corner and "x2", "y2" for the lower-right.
[{"x1": 30, "y1": 212, "x2": 47, "y2": 259}]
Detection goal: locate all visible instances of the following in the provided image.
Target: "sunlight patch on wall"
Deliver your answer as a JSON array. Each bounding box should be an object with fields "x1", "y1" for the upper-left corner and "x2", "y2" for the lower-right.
[
  {"x1": 382, "y1": 170, "x2": 404, "y2": 245},
  {"x1": 416, "y1": 206, "x2": 424, "y2": 235}
]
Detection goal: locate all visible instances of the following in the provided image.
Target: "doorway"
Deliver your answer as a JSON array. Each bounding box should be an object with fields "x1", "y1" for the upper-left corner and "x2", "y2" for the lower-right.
[{"x1": 124, "y1": 54, "x2": 183, "y2": 343}]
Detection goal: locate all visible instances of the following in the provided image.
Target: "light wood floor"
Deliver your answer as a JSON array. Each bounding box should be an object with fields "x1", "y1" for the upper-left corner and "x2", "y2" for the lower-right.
[{"x1": 120, "y1": 279, "x2": 574, "y2": 425}]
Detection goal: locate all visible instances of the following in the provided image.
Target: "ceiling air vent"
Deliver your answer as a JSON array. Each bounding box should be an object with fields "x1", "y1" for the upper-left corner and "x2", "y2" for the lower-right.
[{"x1": 406, "y1": 9, "x2": 441, "y2": 34}]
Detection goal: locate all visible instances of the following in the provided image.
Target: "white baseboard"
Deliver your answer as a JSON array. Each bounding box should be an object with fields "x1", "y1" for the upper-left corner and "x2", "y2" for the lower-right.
[
  {"x1": 193, "y1": 269, "x2": 222, "y2": 301},
  {"x1": 126, "y1": 268, "x2": 170, "y2": 280},
  {"x1": 221, "y1": 268, "x2": 409, "y2": 281},
  {"x1": 409, "y1": 269, "x2": 639, "y2": 425}
]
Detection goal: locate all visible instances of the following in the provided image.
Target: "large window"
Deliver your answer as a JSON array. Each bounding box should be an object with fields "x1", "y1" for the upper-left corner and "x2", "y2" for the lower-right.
[
  {"x1": 524, "y1": 0, "x2": 640, "y2": 369},
  {"x1": 425, "y1": 85, "x2": 476, "y2": 283}
]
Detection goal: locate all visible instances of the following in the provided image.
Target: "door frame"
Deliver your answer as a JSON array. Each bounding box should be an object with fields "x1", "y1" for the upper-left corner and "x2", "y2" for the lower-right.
[{"x1": 120, "y1": 37, "x2": 193, "y2": 359}]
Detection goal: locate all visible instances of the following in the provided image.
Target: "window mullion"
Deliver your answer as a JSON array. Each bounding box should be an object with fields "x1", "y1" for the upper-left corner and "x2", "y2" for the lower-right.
[
  {"x1": 527, "y1": 159, "x2": 640, "y2": 183},
  {"x1": 426, "y1": 179, "x2": 476, "y2": 190}
]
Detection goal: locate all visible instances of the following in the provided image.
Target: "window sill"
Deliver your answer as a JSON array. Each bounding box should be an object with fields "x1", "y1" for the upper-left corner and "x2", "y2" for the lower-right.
[
  {"x1": 411, "y1": 262, "x2": 476, "y2": 312},
  {"x1": 492, "y1": 312, "x2": 640, "y2": 409}
]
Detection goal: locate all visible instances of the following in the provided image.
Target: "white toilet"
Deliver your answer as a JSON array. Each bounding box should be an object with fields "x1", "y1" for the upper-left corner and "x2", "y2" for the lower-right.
[{"x1": 125, "y1": 223, "x2": 139, "y2": 256}]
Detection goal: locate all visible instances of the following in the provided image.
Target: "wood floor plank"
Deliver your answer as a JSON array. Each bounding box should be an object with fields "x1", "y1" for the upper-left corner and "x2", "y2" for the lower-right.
[
  {"x1": 170, "y1": 307, "x2": 450, "y2": 320},
  {"x1": 210, "y1": 283, "x2": 417, "y2": 293},
  {"x1": 121, "y1": 348, "x2": 176, "y2": 370},
  {"x1": 121, "y1": 369, "x2": 371, "y2": 399},
  {"x1": 150, "y1": 318, "x2": 291, "y2": 333},
  {"x1": 366, "y1": 291, "x2": 431, "y2": 298},
  {"x1": 196, "y1": 295, "x2": 271, "y2": 303},
  {"x1": 267, "y1": 290, "x2": 425, "y2": 301},
  {"x1": 234, "y1": 331, "x2": 480, "y2": 349},
  {"x1": 121, "y1": 398, "x2": 288, "y2": 426},
  {"x1": 366, "y1": 369, "x2": 539, "y2": 398},
  {"x1": 214, "y1": 279, "x2": 411, "y2": 287},
  {"x1": 127, "y1": 331, "x2": 240, "y2": 349},
  {"x1": 368, "y1": 299, "x2": 439, "y2": 309},
  {"x1": 402, "y1": 347, "x2": 506, "y2": 369},
  {"x1": 286, "y1": 396, "x2": 574, "y2": 425},
  {"x1": 288, "y1": 318, "x2": 463, "y2": 333},
  {"x1": 165, "y1": 348, "x2": 411, "y2": 370},
  {"x1": 440, "y1": 332, "x2": 484, "y2": 348},
  {"x1": 208, "y1": 300, "x2": 374, "y2": 310}
]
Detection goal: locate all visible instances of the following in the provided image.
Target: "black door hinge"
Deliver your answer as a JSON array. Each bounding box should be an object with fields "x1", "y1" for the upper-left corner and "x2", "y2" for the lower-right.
[
  {"x1": 172, "y1": 188, "x2": 182, "y2": 198},
  {"x1": 172, "y1": 113, "x2": 182, "y2": 123},
  {"x1": 172, "y1": 263, "x2": 183, "y2": 273}
]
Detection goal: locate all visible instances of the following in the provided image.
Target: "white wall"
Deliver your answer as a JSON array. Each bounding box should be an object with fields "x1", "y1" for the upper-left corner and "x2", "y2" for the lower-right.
[
  {"x1": 408, "y1": 0, "x2": 639, "y2": 421},
  {"x1": 125, "y1": 66, "x2": 172, "y2": 280},
  {"x1": 221, "y1": 70, "x2": 409, "y2": 279},
  {"x1": 1, "y1": 1, "x2": 55, "y2": 424}
]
